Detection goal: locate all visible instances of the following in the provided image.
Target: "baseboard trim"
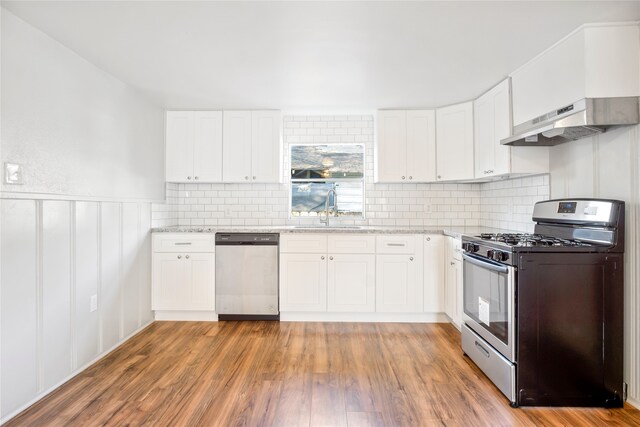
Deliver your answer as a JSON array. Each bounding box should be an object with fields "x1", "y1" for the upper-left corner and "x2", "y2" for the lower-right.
[
  {"x1": 0, "y1": 320, "x2": 154, "y2": 425},
  {"x1": 154, "y1": 310, "x2": 218, "y2": 321},
  {"x1": 627, "y1": 396, "x2": 640, "y2": 409},
  {"x1": 280, "y1": 312, "x2": 449, "y2": 323}
]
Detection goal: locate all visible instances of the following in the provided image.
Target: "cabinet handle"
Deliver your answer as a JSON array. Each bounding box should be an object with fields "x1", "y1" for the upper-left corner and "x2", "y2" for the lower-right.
[
  {"x1": 329, "y1": 256, "x2": 334, "y2": 260},
  {"x1": 387, "y1": 243, "x2": 405, "y2": 247},
  {"x1": 409, "y1": 176, "x2": 412, "y2": 180},
  {"x1": 174, "y1": 242, "x2": 192, "y2": 246},
  {"x1": 488, "y1": 169, "x2": 494, "y2": 174},
  {"x1": 321, "y1": 256, "x2": 325, "y2": 260},
  {"x1": 426, "y1": 237, "x2": 431, "y2": 241},
  {"x1": 450, "y1": 261, "x2": 455, "y2": 265},
  {"x1": 409, "y1": 257, "x2": 414, "y2": 261},
  {"x1": 177, "y1": 255, "x2": 182, "y2": 259},
  {"x1": 245, "y1": 176, "x2": 249, "y2": 180},
  {"x1": 187, "y1": 176, "x2": 192, "y2": 180},
  {"x1": 185, "y1": 255, "x2": 190, "y2": 259},
  {"x1": 401, "y1": 176, "x2": 405, "y2": 180}
]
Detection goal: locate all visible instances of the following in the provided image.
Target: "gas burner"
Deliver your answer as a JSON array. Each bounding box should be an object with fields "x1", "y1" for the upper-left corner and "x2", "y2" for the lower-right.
[{"x1": 475, "y1": 232, "x2": 592, "y2": 248}]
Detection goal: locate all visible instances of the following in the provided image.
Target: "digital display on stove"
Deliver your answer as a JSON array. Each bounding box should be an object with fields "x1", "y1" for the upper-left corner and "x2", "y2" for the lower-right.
[{"x1": 557, "y1": 202, "x2": 577, "y2": 214}]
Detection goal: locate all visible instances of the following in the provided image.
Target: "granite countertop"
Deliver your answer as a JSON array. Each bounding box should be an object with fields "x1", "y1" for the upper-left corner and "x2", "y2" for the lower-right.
[{"x1": 151, "y1": 225, "x2": 513, "y2": 237}]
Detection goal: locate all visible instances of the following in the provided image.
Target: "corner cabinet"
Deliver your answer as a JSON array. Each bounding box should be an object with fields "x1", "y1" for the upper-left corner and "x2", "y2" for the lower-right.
[
  {"x1": 165, "y1": 111, "x2": 223, "y2": 183},
  {"x1": 223, "y1": 110, "x2": 282, "y2": 183},
  {"x1": 151, "y1": 233, "x2": 216, "y2": 312},
  {"x1": 473, "y1": 79, "x2": 548, "y2": 179},
  {"x1": 436, "y1": 102, "x2": 474, "y2": 181},
  {"x1": 375, "y1": 110, "x2": 436, "y2": 183}
]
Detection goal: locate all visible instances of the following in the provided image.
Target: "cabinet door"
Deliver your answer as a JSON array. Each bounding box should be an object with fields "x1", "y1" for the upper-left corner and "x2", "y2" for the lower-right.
[
  {"x1": 423, "y1": 235, "x2": 444, "y2": 313},
  {"x1": 375, "y1": 110, "x2": 407, "y2": 182},
  {"x1": 327, "y1": 254, "x2": 375, "y2": 312},
  {"x1": 193, "y1": 111, "x2": 223, "y2": 182},
  {"x1": 376, "y1": 254, "x2": 423, "y2": 313},
  {"x1": 444, "y1": 255, "x2": 456, "y2": 321},
  {"x1": 492, "y1": 80, "x2": 512, "y2": 176},
  {"x1": 473, "y1": 93, "x2": 495, "y2": 178},
  {"x1": 187, "y1": 253, "x2": 215, "y2": 311},
  {"x1": 152, "y1": 253, "x2": 188, "y2": 310},
  {"x1": 251, "y1": 111, "x2": 282, "y2": 183},
  {"x1": 406, "y1": 110, "x2": 436, "y2": 182},
  {"x1": 436, "y1": 102, "x2": 474, "y2": 181},
  {"x1": 152, "y1": 253, "x2": 214, "y2": 311},
  {"x1": 165, "y1": 111, "x2": 194, "y2": 182},
  {"x1": 223, "y1": 111, "x2": 252, "y2": 182},
  {"x1": 453, "y1": 258, "x2": 463, "y2": 327},
  {"x1": 280, "y1": 253, "x2": 327, "y2": 312}
]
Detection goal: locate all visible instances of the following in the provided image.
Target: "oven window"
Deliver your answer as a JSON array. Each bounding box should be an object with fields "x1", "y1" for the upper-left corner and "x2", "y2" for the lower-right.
[{"x1": 463, "y1": 258, "x2": 510, "y2": 345}]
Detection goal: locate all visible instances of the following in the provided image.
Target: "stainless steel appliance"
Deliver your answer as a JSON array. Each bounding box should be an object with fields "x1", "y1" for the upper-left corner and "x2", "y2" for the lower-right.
[
  {"x1": 501, "y1": 97, "x2": 640, "y2": 146},
  {"x1": 215, "y1": 233, "x2": 279, "y2": 320},
  {"x1": 461, "y1": 199, "x2": 625, "y2": 407}
]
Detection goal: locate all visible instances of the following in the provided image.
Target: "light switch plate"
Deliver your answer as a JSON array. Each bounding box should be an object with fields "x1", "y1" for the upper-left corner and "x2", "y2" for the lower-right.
[
  {"x1": 90, "y1": 295, "x2": 98, "y2": 312},
  {"x1": 4, "y1": 162, "x2": 23, "y2": 184}
]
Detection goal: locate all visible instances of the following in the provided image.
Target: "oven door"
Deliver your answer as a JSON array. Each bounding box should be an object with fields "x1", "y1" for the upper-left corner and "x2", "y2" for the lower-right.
[{"x1": 462, "y1": 253, "x2": 515, "y2": 362}]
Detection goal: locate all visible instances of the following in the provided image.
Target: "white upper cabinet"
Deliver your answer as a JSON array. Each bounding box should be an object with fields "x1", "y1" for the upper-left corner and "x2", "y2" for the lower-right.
[
  {"x1": 223, "y1": 110, "x2": 282, "y2": 183},
  {"x1": 166, "y1": 111, "x2": 223, "y2": 183},
  {"x1": 473, "y1": 79, "x2": 549, "y2": 179},
  {"x1": 436, "y1": 102, "x2": 474, "y2": 181},
  {"x1": 511, "y1": 23, "x2": 640, "y2": 126},
  {"x1": 375, "y1": 110, "x2": 436, "y2": 182}
]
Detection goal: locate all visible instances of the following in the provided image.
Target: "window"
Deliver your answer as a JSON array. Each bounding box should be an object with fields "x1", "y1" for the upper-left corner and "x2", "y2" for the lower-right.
[{"x1": 290, "y1": 144, "x2": 365, "y2": 217}]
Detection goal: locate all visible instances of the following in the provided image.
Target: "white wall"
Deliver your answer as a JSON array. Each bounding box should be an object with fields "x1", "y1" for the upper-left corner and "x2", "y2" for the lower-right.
[
  {"x1": 549, "y1": 124, "x2": 640, "y2": 407},
  {"x1": 0, "y1": 9, "x2": 163, "y2": 422},
  {"x1": 1, "y1": 9, "x2": 164, "y2": 200}
]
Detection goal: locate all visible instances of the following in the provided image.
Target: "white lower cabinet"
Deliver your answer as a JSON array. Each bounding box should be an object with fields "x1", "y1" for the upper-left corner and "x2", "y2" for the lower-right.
[
  {"x1": 280, "y1": 253, "x2": 328, "y2": 312},
  {"x1": 444, "y1": 236, "x2": 463, "y2": 328},
  {"x1": 152, "y1": 252, "x2": 215, "y2": 311},
  {"x1": 423, "y1": 235, "x2": 445, "y2": 313},
  {"x1": 375, "y1": 254, "x2": 423, "y2": 313},
  {"x1": 327, "y1": 254, "x2": 375, "y2": 312}
]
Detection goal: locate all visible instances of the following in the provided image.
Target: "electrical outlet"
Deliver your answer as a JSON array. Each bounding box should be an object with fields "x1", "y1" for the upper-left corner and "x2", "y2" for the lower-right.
[
  {"x1": 4, "y1": 162, "x2": 23, "y2": 184},
  {"x1": 224, "y1": 206, "x2": 232, "y2": 217},
  {"x1": 90, "y1": 294, "x2": 98, "y2": 312}
]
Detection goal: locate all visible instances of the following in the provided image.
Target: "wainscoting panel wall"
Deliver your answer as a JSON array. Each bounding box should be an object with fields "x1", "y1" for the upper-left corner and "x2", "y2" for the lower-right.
[
  {"x1": 0, "y1": 198, "x2": 154, "y2": 421},
  {"x1": 549, "y1": 124, "x2": 640, "y2": 408},
  {"x1": 41, "y1": 201, "x2": 72, "y2": 391}
]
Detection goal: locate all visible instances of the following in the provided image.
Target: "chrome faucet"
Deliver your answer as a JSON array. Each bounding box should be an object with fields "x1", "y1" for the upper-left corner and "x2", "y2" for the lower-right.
[{"x1": 320, "y1": 189, "x2": 337, "y2": 226}]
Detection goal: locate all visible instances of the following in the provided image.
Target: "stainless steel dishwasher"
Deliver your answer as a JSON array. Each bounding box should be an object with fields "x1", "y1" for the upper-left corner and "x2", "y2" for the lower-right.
[{"x1": 215, "y1": 233, "x2": 279, "y2": 320}]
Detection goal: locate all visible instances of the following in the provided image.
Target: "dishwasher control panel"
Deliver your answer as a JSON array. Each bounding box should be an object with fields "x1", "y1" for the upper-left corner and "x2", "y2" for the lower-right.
[{"x1": 215, "y1": 233, "x2": 279, "y2": 245}]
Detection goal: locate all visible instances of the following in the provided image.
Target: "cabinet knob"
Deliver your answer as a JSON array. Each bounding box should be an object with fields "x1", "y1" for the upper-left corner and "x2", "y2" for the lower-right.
[
  {"x1": 253, "y1": 176, "x2": 256, "y2": 180},
  {"x1": 329, "y1": 256, "x2": 334, "y2": 260},
  {"x1": 187, "y1": 176, "x2": 192, "y2": 180},
  {"x1": 437, "y1": 175, "x2": 441, "y2": 179},
  {"x1": 177, "y1": 255, "x2": 182, "y2": 259},
  {"x1": 488, "y1": 169, "x2": 493, "y2": 174},
  {"x1": 401, "y1": 176, "x2": 405, "y2": 180},
  {"x1": 245, "y1": 176, "x2": 249, "y2": 180},
  {"x1": 426, "y1": 237, "x2": 431, "y2": 241},
  {"x1": 185, "y1": 255, "x2": 190, "y2": 259},
  {"x1": 450, "y1": 261, "x2": 455, "y2": 265},
  {"x1": 409, "y1": 176, "x2": 412, "y2": 180},
  {"x1": 321, "y1": 256, "x2": 325, "y2": 260},
  {"x1": 194, "y1": 176, "x2": 199, "y2": 180},
  {"x1": 410, "y1": 257, "x2": 414, "y2": 261}
]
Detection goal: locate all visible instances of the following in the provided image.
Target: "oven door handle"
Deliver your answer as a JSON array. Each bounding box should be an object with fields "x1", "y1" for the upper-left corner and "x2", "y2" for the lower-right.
[{"x1": 462, "y1": 253, "x2": 509, "y2": 274}]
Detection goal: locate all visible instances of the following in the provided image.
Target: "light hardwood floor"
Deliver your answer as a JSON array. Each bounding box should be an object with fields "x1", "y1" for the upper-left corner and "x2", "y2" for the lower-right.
[{"x1": 5, "y1": 321, "x2": 640, "y2": 426}]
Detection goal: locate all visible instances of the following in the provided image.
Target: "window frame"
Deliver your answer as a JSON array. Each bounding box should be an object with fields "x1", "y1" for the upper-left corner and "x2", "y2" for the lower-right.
[{"x1": 288, "y1": 143, "x2": 366, "y2": 220}]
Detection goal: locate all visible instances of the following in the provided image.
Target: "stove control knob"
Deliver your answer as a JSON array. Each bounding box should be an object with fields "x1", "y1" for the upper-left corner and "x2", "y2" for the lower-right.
[
  {"x1": 492, "y1": 251, "x2": 509, "y2": 262},
  {"x1": 462, "y1": 243, "x2": 479, "y2": 253},
  {"x1": 487, "y1": 250, "x2": 494, "y2": 259}
]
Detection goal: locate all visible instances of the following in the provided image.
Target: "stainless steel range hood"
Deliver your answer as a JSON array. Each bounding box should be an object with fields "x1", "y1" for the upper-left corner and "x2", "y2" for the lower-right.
[{"x1": 501, "y1": 97, "x2": 640, "y2": 146}]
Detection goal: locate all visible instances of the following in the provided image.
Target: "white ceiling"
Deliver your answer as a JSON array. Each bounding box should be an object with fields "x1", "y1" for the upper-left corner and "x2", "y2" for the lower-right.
[{"x1": 3, "y1": 1, "x2": 640, "y2": 110}]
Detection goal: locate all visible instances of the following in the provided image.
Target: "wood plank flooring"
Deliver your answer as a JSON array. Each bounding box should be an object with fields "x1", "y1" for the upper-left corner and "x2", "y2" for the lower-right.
[{"x1": 5, "y1": 321, "x2": 640, "y2": 426}]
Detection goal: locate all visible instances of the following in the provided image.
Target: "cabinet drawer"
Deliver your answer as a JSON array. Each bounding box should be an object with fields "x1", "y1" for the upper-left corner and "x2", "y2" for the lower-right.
[
  {"x1": 328, "y1": 235, "x2": 376, "y2": 254},
  {"x1": 280, "y1": 234, "x2": 328, "y2": 253},
  {"x1": 152, "y1": 233, "x2": 216, "y2": 253},
  {"x1": 376, "y1": 235, "x2": 417, "y2": 254}
]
